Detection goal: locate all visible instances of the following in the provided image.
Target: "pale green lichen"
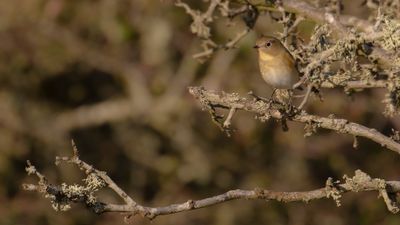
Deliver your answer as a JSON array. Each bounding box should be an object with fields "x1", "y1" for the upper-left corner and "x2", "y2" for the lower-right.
[
  {"x1": 325, "y1": 177, "x2": 342, "y2": 207},
  {"x1": 304, "y1": 121, "x2": 319, "y2": 137},
  {"x1": 378, "y1": 17, "x2": 400, "y2": 52},
  {"x1": 51, "y1": 201, "x2": 71, "y2": 212},
  {"x1": 25, "y1": 164, "x2": 36, "y2": 175},
  {"x1": 343, "y1": 170, "x2": 386, "y2": 192},
  {"x1": 391, "y1": 129, "x2": 400, "y2": 142},
  {"x1": 44, "y1": 186, "x2": 72, "y2": 212},
  {"x1": 383, "y1": 72, "x2": 400, "y2": 117},
  {"x1": 84, "y1": 173, "x2": 106, "y2": 191},
  {"x1": 42, "y1": 173, "x2": 106, "y2": 212}
]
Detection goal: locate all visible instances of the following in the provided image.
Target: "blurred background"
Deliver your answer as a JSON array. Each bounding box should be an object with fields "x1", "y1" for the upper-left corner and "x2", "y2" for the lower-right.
[{"x1": 1, "y1": 0, "x2": 400, "y2": 224}]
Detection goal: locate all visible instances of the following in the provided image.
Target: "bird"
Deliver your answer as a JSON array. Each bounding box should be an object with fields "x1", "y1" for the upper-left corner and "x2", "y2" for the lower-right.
[{"x1": 253, "y1": 36, "x2": 301, "y2": 92}]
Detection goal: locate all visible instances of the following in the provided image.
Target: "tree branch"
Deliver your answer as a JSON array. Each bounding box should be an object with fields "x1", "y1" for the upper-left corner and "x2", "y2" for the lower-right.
[
  {"x1": 188, "y1": 87, "x2": 400, "y2": 155},
  {"x1": 23, "y1": 144, "x2": 400, "y2": 219},
  {"x1": 279, "y1": 0, "x2": 396, "y2": 68},
  {"x1": 321, "y1": 80, "x2": 388, "y2": 89}
]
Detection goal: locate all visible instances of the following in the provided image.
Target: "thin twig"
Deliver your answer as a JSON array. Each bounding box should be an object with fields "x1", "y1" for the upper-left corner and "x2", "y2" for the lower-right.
[
  {"x1": 223, "y1": 107, "x2": 236, "y2": 128},
  {"x1": 193, "y1": 28, "x2": 250, "y2": 60},
  {"x1": 298, "y1": 84, "x2": 313, "y2": 110}
]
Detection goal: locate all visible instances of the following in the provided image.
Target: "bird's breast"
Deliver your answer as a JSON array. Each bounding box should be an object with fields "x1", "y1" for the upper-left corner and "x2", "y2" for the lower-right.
[
  {"x1": 258, "y1": 55, "x2": 299, "y2": 89},
  {"x1": 259, "y1": 51, "x2": 275, "y2": 62}
]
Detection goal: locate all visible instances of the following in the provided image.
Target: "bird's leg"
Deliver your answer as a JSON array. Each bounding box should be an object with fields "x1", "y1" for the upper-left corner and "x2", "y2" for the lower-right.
[
  {"x1": 269, "y1": 88, "x2": 277, "y2": 101},
  {"x1": 248, "y1": 89, "x2": 280, "y2": 105},
  {"x1": 281, "y1": 119, "x2": 289, "y2": 132},
  {"x1": 264, "y1": 88, "x2": 279, "y2": 105},
  {"x1": 248, "y1": 91, "x2": 270, "y2": 102},
  {"x1": 285, "y1": 90, "x2": 297, "y2": 116},
  {"x1": 287, "y1": 90, "x2": 293, "y2": 106}
]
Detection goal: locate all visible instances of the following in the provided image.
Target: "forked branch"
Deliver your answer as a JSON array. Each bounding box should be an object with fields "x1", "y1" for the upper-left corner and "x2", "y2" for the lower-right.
[{"x1": 23, "y1": 142, "x2": 400, "y2": 220}]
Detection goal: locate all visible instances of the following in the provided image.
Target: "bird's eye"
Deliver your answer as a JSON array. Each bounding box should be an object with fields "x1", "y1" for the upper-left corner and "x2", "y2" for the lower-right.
[{"x1": 266, "y1": 42, "x2": 271, "y2": 47}]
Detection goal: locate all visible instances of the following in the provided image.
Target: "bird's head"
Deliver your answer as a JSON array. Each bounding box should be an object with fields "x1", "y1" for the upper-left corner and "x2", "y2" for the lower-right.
[{"x1": 254, "y1": 36, "x2": 285, "y2": 61}]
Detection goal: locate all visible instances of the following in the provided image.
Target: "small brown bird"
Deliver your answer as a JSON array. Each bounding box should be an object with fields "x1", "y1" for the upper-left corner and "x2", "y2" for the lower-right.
[{"x1": 254, "y1": 36, "x2": 300, "y2": 90}]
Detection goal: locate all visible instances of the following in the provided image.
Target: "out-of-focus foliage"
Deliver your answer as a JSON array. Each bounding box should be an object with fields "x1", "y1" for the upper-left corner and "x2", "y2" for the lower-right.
[{"x1": 1, "y1": 0, "x2": 399, "y2": 224}]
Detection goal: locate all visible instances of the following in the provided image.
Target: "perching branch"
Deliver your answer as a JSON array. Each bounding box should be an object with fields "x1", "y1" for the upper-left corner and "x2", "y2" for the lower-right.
[
  {"x1": 23, "y1": 142, "x2": 400, "y2": 219},
  {"x1": 188, "y1": 87, "x2": 400, "y2": 155}
]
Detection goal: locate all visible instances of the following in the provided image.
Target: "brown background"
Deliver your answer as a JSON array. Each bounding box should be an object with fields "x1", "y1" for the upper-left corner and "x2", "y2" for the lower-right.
[{"x1": 1, "y1": 0, "x2": 399, "y2": 224}]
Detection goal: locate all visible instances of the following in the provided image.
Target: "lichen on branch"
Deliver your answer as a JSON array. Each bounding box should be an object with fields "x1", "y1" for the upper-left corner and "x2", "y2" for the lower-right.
[{"x1": 23, "y1": 142, "x2": 400, "y2": 219}]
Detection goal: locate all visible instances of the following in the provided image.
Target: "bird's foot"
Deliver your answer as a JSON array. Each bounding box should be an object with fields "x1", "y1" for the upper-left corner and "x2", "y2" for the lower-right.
[{"x1": 248, "y1": 91, "x2": 271, "y2": 102}]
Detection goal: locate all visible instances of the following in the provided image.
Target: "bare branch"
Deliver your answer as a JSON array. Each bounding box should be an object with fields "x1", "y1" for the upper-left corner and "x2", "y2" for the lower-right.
[
  {"x1": 298, "y1": 84, "x2": 313, "y2": 110},
  {"x1": 223, "y1": 107, "x2": 237, "y2": 137},
  {"x1": 193, "y1": 28, "x2": 250, "y2": 60},
  {"x1": 176, "y1": 0, "x2": 254, "y2": 61}
]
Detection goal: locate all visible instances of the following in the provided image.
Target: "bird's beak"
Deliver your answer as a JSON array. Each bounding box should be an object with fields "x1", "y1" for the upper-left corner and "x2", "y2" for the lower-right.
[{"x1": 253, "y1": 45, "x2": 259, "y2": 49}]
